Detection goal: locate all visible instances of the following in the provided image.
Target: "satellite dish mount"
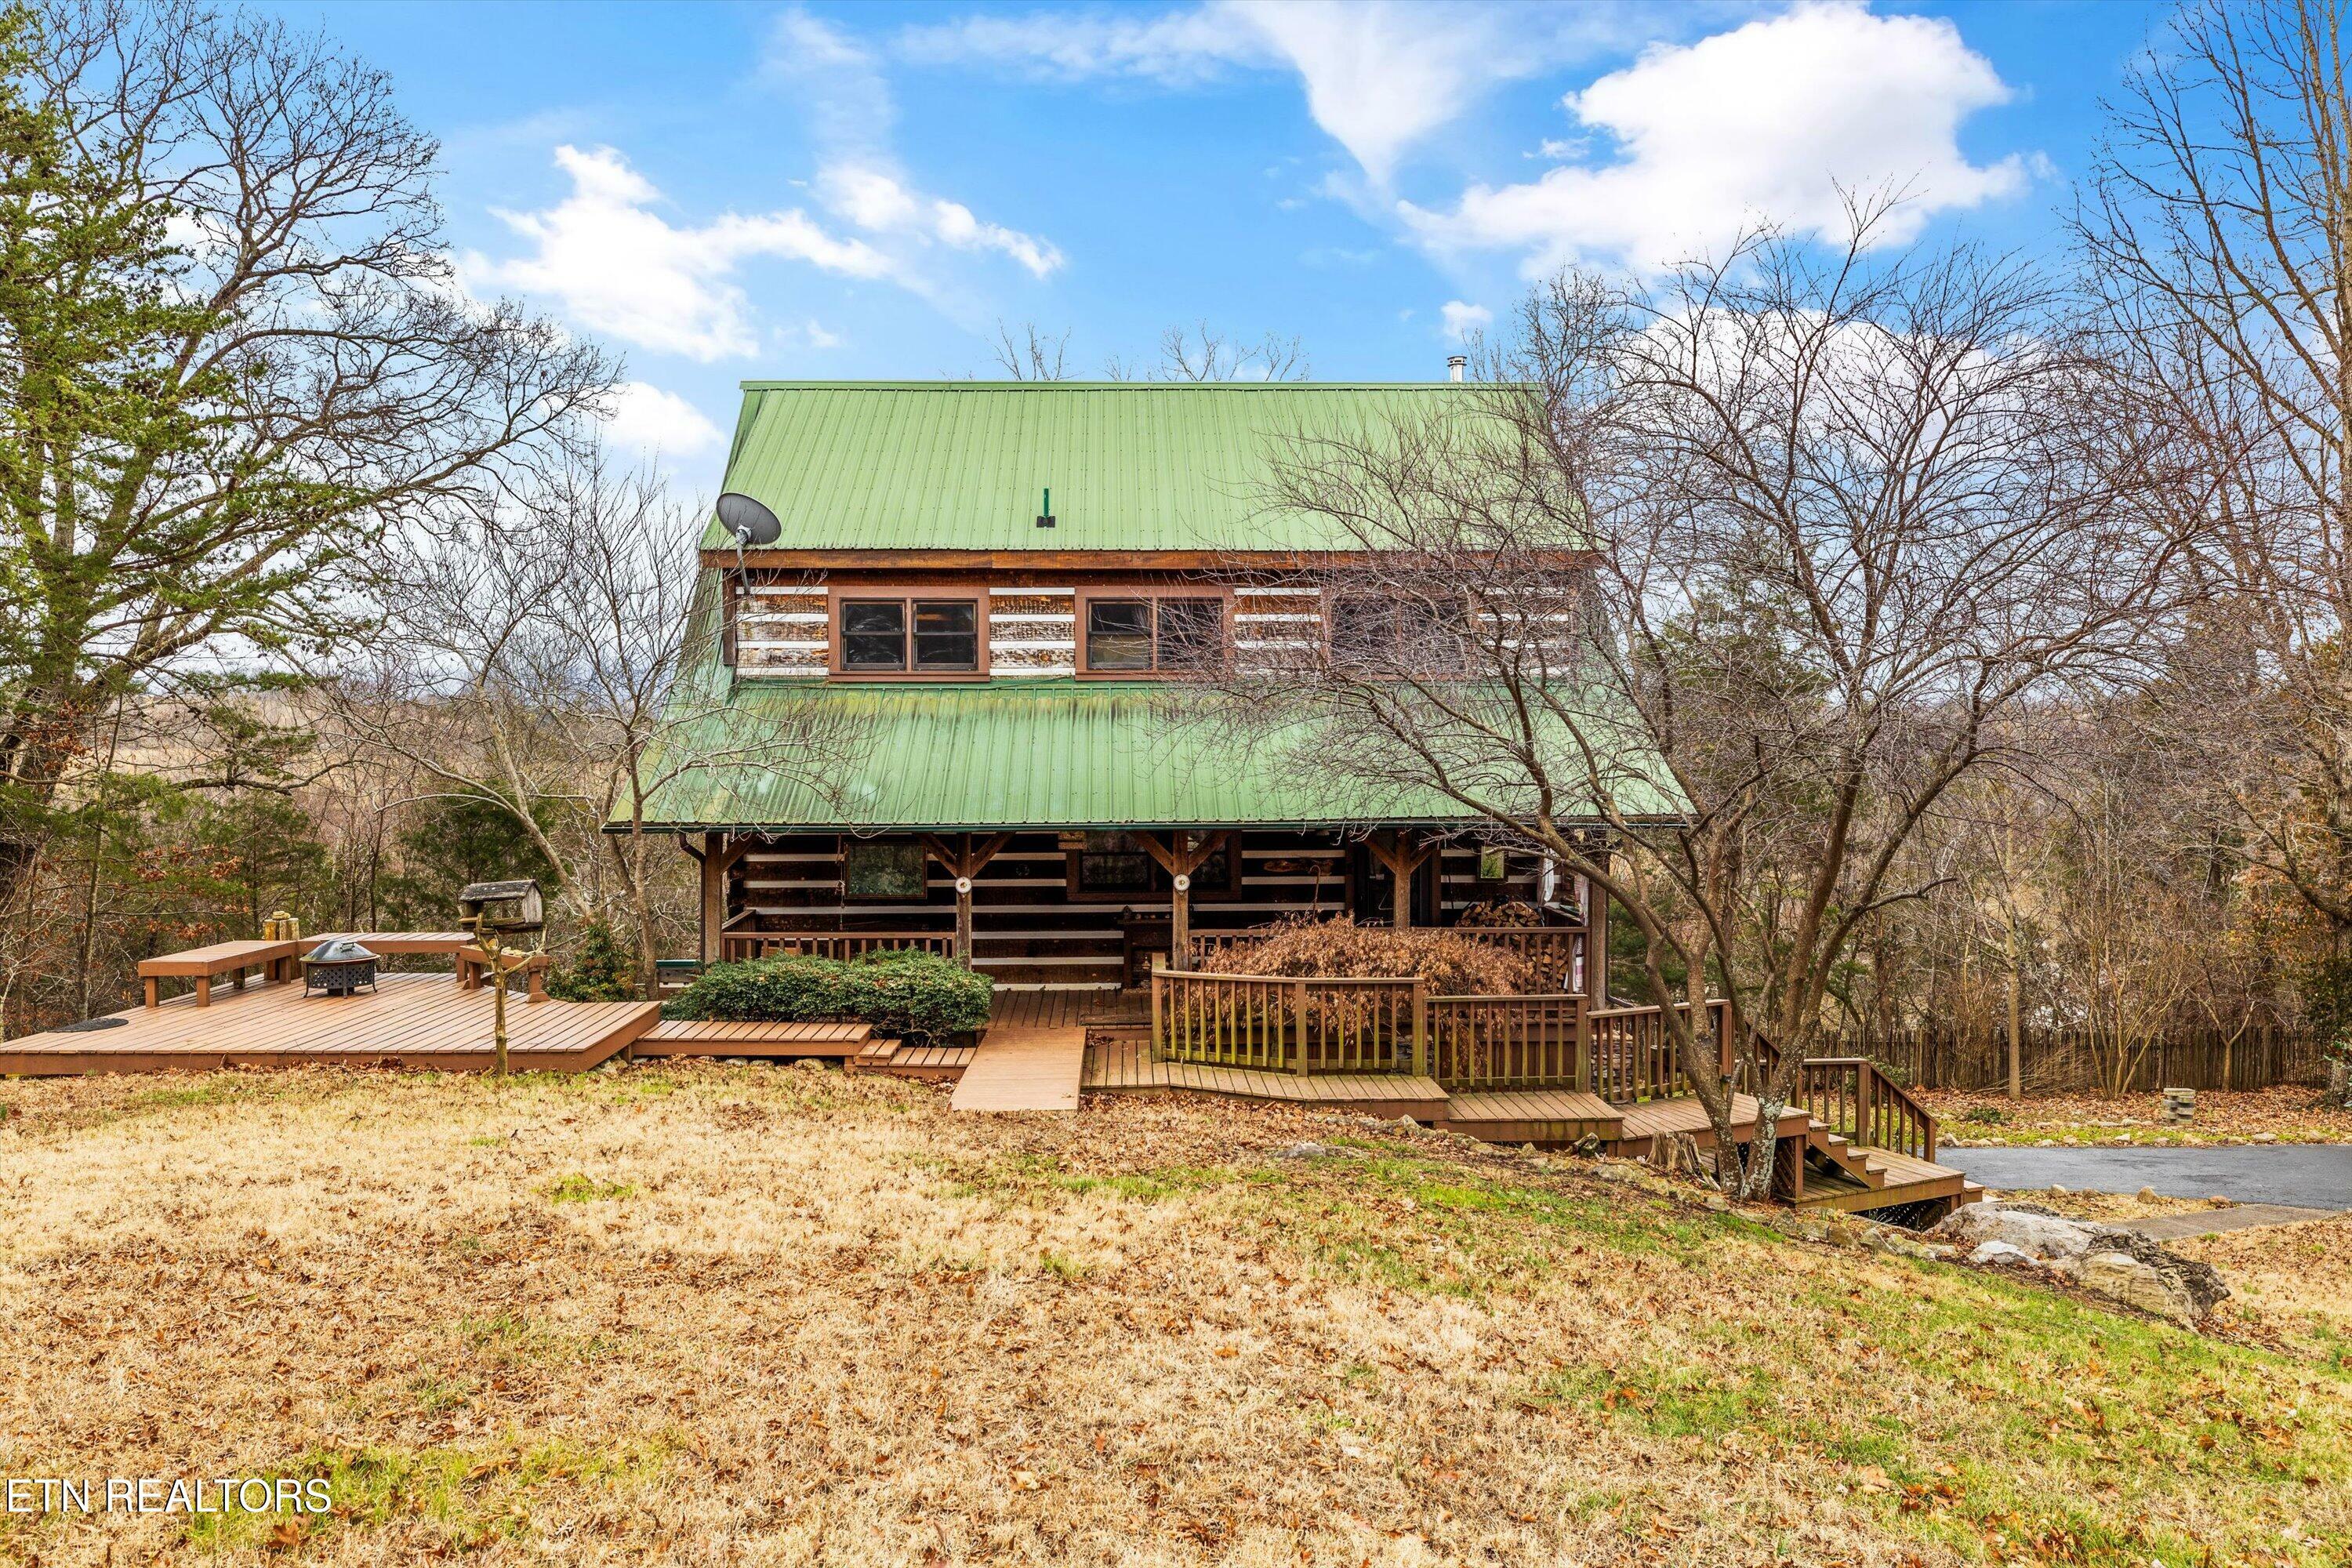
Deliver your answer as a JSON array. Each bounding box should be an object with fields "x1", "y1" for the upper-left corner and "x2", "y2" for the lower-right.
[{"x1": 714, "y1": 492, "x2": 783, "y2": 575}]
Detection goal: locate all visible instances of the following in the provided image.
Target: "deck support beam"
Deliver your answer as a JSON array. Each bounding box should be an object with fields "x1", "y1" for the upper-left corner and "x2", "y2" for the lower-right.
[{"x1": 920, "y1": 832, "x2": 1015, "y2": 966}]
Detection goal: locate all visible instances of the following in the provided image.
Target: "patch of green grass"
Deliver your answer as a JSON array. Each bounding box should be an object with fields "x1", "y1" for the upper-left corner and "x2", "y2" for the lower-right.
[
  {"x1": 466, "y1": 1134, "x2": 506, "y2": 1148},
  {"x1": 1036, "y1": 1249, "x2": 1091, "y2": 1281},
  {"x1": 455, "y1": 1312, "x2": 626, "y2": 1368},
  {"x1": 183, "y1": 1435, "x2": 672, "y2": 1555},
  {"x1": 540, "y1": 1172, "x2": 636, "y2": 1203},
  {"x1": 127, "y1": 1082, "x2": 245, "y2": 1112},
  {"x1": 1250, "y1": 1154, "x2": 1777, "y2": 1301}
]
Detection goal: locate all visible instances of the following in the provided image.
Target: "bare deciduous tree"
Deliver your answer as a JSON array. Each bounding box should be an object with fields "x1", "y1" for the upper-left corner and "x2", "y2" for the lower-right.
[
  {"x1": 329, "y1": 452, "x2": 865, "y2": 993},
  {"x1": 1214, "y1": 208, "x2": 2177, "y2": 1195}
]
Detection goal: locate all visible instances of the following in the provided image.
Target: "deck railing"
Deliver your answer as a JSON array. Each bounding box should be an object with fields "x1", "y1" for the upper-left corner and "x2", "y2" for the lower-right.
[
  {"x1": 1152, "y1": 969, "x2": 1425, "y2": 1075},
  {"x1": 720, "y1": 931, "x2": 956, "y2": 963},
  {"x1": 1425, "y1": 993, "x2": 1583, "y2": 1087},
  {"x1": 1586, "y1": 999, "x2": 1726, "y2": 1103},
  {"x1": 1789, "y1": 1056, "x2": 1936, "y2": 1161}
]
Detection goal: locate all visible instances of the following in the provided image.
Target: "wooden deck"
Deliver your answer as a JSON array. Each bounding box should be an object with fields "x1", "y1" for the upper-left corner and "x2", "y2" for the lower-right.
[
  {"x1": 0, "y1": 972, "x2": 658, "y2": 1076},
  {"x1": 1083, "y1": 1036, "x2": 1449, "y2": 1116},
  {"x1": 988, "y1": 989, "x2": 1149, "y2": 1029},
  {"x1": 950, "y1": 1025, "x2": 1087, "y2": 1112},
  {"x1": 632, "y1": 1018, "x2": 874, "y2": 1058},
  {"x1": 1437, "y1": 1087, "x2": 1621, "y2": 1144}
]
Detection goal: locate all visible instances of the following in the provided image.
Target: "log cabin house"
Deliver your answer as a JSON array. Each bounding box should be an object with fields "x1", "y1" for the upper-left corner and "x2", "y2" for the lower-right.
[
  {"x1": 616, "y1": 382, "x2": 1982, "y2": 1216},
  {"x1": 631, "y1": 380, "x2": 1610, "y2": 997}
]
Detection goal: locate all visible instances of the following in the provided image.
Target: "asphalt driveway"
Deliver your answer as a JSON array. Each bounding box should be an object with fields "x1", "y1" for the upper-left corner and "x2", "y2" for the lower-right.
[{"x1": 1942, "y1": 1144, "x2": 2352, "y2": 1209}]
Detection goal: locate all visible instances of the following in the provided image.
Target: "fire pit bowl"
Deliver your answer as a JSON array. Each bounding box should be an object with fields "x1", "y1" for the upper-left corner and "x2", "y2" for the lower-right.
[{"x1": 300, "y1": 938, "x2": 379, "y2": 997}]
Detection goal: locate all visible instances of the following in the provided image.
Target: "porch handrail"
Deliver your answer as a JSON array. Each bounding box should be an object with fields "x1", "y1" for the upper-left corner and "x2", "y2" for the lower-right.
[
  {"x1": 719, "y1": 930, "x2": 956, "y2": 964},
  {"x1": 1746, "y1": 1033, "x2": 1937, "y2": 1161}
]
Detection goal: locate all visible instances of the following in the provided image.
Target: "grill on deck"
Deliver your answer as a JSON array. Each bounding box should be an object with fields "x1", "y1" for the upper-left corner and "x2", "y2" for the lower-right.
[{"x1": 300, "y1": 939, "x2": 379, "y2": 997}]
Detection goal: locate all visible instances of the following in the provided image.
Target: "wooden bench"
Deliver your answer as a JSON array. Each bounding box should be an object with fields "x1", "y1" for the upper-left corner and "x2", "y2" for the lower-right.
[{"x1": 138, "y1": 939, "x2": 301, "y2": 1008}]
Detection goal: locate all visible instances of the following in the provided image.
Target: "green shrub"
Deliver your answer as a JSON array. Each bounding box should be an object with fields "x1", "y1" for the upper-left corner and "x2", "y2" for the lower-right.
[
  {"x1": 662, "y1": 949, "x2": 992, "y2": 1045},
  {"x1": 546, "y1": 919, "x2": 640, "y2": 1003},
  {"x1": 1962, "y1": 1105, "x2": 2008, "y2": 1125}
]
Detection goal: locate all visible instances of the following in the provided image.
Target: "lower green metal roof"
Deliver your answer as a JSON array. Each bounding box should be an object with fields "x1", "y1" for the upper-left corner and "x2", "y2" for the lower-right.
[{"x1": 623, "y1": 679, "x2": 1676, "y2": 832}]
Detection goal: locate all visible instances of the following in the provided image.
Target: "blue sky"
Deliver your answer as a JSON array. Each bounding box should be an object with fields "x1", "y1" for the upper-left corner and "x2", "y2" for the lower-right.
[{"x1": 260, "y1": 0, "x2": 2168, "y2": 495}]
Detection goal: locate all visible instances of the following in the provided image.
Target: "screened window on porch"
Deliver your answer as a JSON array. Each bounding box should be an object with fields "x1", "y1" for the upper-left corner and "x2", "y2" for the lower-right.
[
  {"x1": 844, "y1": 841, "x2": 927, "y2": 898},
  {"x1": 1073, "y1": 832, "x2": 1152, "y2": 894}
]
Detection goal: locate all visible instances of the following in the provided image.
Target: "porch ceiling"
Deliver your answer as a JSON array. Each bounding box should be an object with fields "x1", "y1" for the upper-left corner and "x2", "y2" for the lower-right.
[{"x1": 616, "y1": 678, "x2": 1681, "y2": 833}]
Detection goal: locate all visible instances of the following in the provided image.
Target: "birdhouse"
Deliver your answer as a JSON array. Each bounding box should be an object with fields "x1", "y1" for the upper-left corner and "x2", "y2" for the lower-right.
[{"x1": 459, "y1": 879, "x2": 545, "y2": 935}]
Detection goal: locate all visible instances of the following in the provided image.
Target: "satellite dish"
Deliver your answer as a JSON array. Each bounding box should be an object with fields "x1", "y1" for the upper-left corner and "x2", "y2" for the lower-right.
[{"x1": 714, "y1": 492, "x2": 782, "y2": 546}]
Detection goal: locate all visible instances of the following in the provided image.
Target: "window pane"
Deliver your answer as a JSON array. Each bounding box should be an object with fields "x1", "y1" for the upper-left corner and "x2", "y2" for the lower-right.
[
  {"x1": 912, "y1": 600, "x2": 978, "y2": 670},
  {"x1": 1156, "y1": 597, "x2": 1225, "y2": 669},
  {"x1": 841, "y1": 601, "x2": 906, "y2": 670},
  {"x1": 1087, "y1": 600, "x2": 1153, "y2": 671},
  {"x1": 1329, "y1": 595, "x2": 1399, "y2": 663},
  {"x1": 844, "y1": 841, "x2": 927, "y2": 898}
]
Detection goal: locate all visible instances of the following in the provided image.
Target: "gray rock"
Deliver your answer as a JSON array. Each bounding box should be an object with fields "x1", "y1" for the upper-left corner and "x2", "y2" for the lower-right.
[
  {"x1": 1933, "y1": 1200, "x2": 2227, "y2": 1322},
  {"x1": 1935, "y1": 1202, "x2": 2101, "y2": 1261},
  {"x1": 1969, "y1": 1239, "x2": 2034, "y2": 1267},
  {"x1": 1272, "y1": 1142, "x2": 1334, "y2": 1160},
  {"x1": 2060, "y1": 1251, "x2": 2198, "y2": 1324}
]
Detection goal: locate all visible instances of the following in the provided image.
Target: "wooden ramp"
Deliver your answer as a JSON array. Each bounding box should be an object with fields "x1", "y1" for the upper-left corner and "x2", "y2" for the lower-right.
[
  {"x1": 0, "y1": 972, "x2": 657, "y2": 1076},
  {"x1": 950, "y1": 1025, "x2": 1086, "y2": 1112}
]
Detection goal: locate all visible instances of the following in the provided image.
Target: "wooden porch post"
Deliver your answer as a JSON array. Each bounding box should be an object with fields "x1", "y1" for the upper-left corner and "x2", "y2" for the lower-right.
[
  {"x1": 1169, "y1": 829, "x2": 1191, "y2": 967},
  {"x1": 919, "y1": 832, "x2": 1014, "y2": 970},
  {"x1": 955, "y1": 834, "x2": 974, "y2": 965},
  {"x1": 1365, "y1": 830, "x2": 1435, "y2": 931},
  {"x1": 1584, "y1": 864, "x2": 1610, "y2": 1004},
  {"x1": 699, "y1": 831, "x2": 726, "y2": 964},
  {"x1": 1138, "y1": 829, "x2": 1228, "y2": 970}
]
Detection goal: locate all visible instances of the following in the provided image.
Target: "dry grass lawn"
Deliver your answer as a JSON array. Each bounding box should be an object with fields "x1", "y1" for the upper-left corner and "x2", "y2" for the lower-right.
[
  {"x1": 1922, "y1": 1086, "x2": 2351, "y2": 1147},
  {"x1": 0, "y1": 1062, "x2": 2346, "y2": 1566}
]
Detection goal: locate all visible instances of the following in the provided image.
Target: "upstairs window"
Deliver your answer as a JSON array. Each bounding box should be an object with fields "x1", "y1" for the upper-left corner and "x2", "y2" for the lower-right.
[
  {"x1": 1082, "y1": 594, "x2": 1226, "y2": 674},
  {"x1": 1327, "y1": 591, "x2": 1468, "y2": 676},
  {"x1": 837, "y1": 597, "x2": 981, "y2": 674}
]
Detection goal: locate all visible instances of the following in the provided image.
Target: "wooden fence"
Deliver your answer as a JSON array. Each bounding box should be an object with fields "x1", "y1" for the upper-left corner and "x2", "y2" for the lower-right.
[{"x1": 1848, "y1": 1024, "x2": 2322, "y2": 1094}]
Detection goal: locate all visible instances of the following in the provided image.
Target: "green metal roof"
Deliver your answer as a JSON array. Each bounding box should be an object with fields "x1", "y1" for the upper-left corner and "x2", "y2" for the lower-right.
[
  {"x1": 625, "y1": 679, "x2": 1677, "y2": 832},
  {"x1": 702, "y1": 381, "x2": 1542, "y2": 553}
]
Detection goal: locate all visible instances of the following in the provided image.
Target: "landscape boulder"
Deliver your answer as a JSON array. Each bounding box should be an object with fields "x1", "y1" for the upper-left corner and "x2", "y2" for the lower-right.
[{"x1": 1930, "y1": 1202, "x2": 2227, "y2": 1324}]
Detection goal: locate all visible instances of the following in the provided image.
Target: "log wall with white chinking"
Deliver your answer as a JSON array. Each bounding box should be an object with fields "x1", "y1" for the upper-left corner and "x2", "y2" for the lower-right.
[{"x1": 720, "y1": 831, "x2": 1552, "y2": 988}]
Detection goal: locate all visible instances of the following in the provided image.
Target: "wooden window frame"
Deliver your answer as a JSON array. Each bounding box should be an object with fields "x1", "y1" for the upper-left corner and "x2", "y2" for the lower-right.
[
  {"x1": 827, "y1": 586, "x2": 990, "y2": 681},
  {"x1": 1074, "y1": 589, "x2": 1231, "y2": 678}
]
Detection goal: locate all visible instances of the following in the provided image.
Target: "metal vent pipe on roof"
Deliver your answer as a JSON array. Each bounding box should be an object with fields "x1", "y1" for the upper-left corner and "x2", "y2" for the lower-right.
[{"x1": 1447, "y1": 355, "x2": 1467, "y2": 383}]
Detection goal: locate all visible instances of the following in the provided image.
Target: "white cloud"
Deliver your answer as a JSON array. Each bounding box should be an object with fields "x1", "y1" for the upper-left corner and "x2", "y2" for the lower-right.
[
  {"x1": 1440, "y1": 300, "x2": 1493, "y2": 340},
  {"x1": 818, "y1": 165, "x2": 1064, "y2": 277},
  {"x1": 601, "y1": 381, "x2": 724, "y2": 459},
  {"x1": 470, "y1": 145, "x2": 893, "y2": 361},
  {"x1": 901, "y1": 1, "x2": 1652, "y2": 184},
  {"x1": 804, "y1": 320, "x2": 845, "y2": 350},
  {"x1": 898, "y1": 7, "x2": 1261, "y2": 85},
  {"x1": 1403, "y1": 2, "x2": 2027, "y2": 274},
  {"x1": 767, "y1": 10, "x2": 1063, "y2": 278}
]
